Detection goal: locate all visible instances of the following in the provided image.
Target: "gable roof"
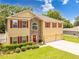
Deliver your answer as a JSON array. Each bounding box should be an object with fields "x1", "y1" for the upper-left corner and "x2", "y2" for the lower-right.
[{"x1": 7, "y1": 10, "x2": 62, "y2": 23}]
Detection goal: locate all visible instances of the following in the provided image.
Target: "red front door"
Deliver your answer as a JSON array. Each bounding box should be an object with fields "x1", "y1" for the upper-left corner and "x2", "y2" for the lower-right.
[{"x1": 33, "y1": 35, "x2": 36, "y2": 42}]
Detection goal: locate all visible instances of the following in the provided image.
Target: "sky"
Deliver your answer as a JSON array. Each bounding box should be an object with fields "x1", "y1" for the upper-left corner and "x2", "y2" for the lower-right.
[{"x1": 0, "y1": 0, "x2": 79, "y2": 23}]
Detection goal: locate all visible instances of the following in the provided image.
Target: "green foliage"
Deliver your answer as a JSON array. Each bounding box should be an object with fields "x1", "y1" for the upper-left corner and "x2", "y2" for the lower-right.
[
  {"x1": 15, "y1": 48, "x2": 21, "y2": 53},
  {"x1": 31, "y1": 45, "x2": 39, "y2": 49},
  {"x1": 0, "y1": 20, "x2": 5, "y2": 33},
  {"x1": 63, "y1": 20, "x2": 74, "y2": 28},
  {"x1": 21, "y1": 46, "x2": 26, "y2": 52},
  {"x1": 74, "y1": 16, "x2": 79, "y2": 26},
  {"x1": 26, "y1": 45, "x2": 32, "y2": 50},
  {"x1": 2, "y1": 47, "x2": 8, "y2": 52},
  {"x1": 38, "y1": 39, "x2": 43, "y2": 43},
  {"x1": 2, "y1": 42, "x2": 34, "y2": 50},
  {"x1": 6, "y1": 50, "x2": 11, "y2": 54},
  {"x1": 44, "y1": 10, "x2": 63, "y2": 20}
]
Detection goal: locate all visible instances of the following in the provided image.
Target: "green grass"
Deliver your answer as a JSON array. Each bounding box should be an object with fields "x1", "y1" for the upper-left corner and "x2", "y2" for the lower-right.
[
  {"x1": 64, "y1": 34, "x2": 79, "y2": 43},
  {"x1": 0, "y1": 46, "x2": 79, "y2": 59}
]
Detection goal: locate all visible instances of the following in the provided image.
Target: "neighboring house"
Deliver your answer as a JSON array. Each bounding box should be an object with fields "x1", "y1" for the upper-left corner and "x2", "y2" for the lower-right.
[
  {"x1": 63, "y1": 26, "x2": 79, "y2": 37},
  {"x1": 0, "y1": 33, "x2": 6, "y2": 43},
  {"x1": 6, "y1": 10, "x2": 63, "y2": 44}
]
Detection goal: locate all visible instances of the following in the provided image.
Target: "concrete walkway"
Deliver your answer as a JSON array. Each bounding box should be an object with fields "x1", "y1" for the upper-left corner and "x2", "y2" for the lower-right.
[{"x1": 46, "y1": 40, "x2": 79, "y2": 56}]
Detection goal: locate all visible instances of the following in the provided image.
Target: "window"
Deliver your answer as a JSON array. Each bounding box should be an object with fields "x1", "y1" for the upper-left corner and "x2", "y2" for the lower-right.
[
  {"x1": 12, "y1": 37, "x2": 18, "y2": 44},
  {"x1": 52, "y1": 22, "x2": 57, "y2": 28},
  {"x1": 32, "y1": 23, "x2": 38, "y2": 30},
  {"x1": 45, "y1": 22, "x2": 50, "y2": 28},
  {"x1": 22, "y1": 21, "x2": 26, "y2": 28},
  {"x1": 12, "y1": 20, "x2": 18, "y2": 28},
  {"x1": 58, "y1": 23, "x2": 62, "y2": 28},
  {"x1": 22, "y1": 36, "x2": 26, "y2": 43}
]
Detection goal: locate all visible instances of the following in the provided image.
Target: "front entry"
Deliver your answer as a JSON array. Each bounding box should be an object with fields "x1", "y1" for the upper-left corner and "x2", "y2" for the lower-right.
[{"x1": 33, "y1": 35, "x2": 36, "y2": 42}]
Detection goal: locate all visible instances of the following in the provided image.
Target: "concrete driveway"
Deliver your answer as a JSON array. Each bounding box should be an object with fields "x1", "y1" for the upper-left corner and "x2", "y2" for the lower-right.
[{"x1": 46, "y1": 40, "x2": 79, "y2": 56}]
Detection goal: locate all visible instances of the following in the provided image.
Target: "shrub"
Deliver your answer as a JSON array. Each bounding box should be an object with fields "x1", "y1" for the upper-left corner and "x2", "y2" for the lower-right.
[
  {"x1": 15, "y1": 48, "x2": 21, "y2": 53},
  {"x1": 39, "y1": 39, "x2": 43, "y2": 43},
  {"x1": 26, "y1": 42, "x2": 33, "y2": 45},
  {"x1": 26, "y1": 45, "x2": 32, "y2": 50},
  {"x1": 21, "y1": 46, "x2": 26, "y2": 52},
  {"x1": 6, "y1": 50, "x2": 10, "y2": 54},
  {"x1": 31, "y1": 45, "x2": 39, "y2": 49},
  {"x1": 0, "y1": 47, "x2": 2, "y2": 51},
  {"x1": 2, "y1": 48, "x2": 8, "y2": 52},
  {"x1": 0, "y1": 43, "x2": 2, "y2": 46},
  {"x1": 10, "y1": 51, "x2": 14, "y2": 54}
]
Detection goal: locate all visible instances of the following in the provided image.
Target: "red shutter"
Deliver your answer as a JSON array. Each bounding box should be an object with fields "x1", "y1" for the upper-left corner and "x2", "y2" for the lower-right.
[
  {"x1": 26, "y1": 36, "x2": 28, "y2": 42},
  {"x1": 18, "y1": 20, "x2": 22, "y2": 28},
  {"x1": 26, "y1": 21, "x2": 28, "y2": 28},
  {"x1": 10, "y1": 37, "x2": 12, "y2": 44},
  {"x1": 18, "y1": 36, "x2": 22, "y2": 43},
  {"x1": 18, "y1": 37, "x2": 19, "y2": 43},
  {"x1": 10, "y1": 20, "x2": 12, "y2": 28},
  {"x1": 18, "y1": 20, "x2": 20, "y2": 28},
  {"x1": 20, "y1": 36, "x2": 22, "y2": 43}
]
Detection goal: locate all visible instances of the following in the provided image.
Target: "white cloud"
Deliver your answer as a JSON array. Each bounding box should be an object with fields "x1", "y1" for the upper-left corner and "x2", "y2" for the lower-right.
[
  {"x1": 76, "y1": 0, "x2": 79, "y2": 3},
  {"x1": 37, "y1": 0, "x2": 54, "y2": 12},
  {"x1": 62, "y1": 0, "x2": 69, "y2": 5},
  {"x1": 41, "y1": 0, "x2": 54, "y2": 12}
]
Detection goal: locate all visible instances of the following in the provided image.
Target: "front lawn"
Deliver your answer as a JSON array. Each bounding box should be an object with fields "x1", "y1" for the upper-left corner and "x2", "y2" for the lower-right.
[
  {"x1": 64, "y1": 34, "x2": 79, "y2": 43},
  {"x1": 0, "y1": 46, "x2": 79, "y2": 59}
]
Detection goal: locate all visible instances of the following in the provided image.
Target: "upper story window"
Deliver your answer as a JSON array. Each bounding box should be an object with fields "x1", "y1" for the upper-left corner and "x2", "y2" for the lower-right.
[
  {"x1": 10, "y1": 20, "x2": 28, "y2": 28},
  {"x1": 58, "y1": 23, "x2": 62, "y2": 28},
  {"x1": 12, "y1": 20, "x2": 18, "y2": 28},
  {"x1": 32, "y1": 23, "x2": 38, "y2": 30},
  {"x1": 45, "y1": 22, "x2": 50, "y2": 28},
  {"x1": 22, "y1": 21, "x2": 26, "y2": 28},
  {"x1": 52, "y1": 22, "x2": 57, "y2": 28}
]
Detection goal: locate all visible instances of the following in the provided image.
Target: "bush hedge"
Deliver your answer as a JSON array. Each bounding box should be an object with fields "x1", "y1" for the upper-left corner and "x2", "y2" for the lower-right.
[
  {"x1": 15, "y1": 48, "x2": 21, "y2": 53},
  {"x1": 1, "y1": 42, "x2": 33, "y2": 50},
  {"x1": 21, "y1": 46, "x2": 26, "y2": 52},
  {"x1": 0, "y1": 42, "x2": 39, "y2": 55}
]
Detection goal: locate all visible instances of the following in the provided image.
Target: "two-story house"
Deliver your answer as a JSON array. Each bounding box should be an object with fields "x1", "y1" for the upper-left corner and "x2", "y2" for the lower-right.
[{"x1": 6, "y1": 10, "x2": 63, "y2": 44}]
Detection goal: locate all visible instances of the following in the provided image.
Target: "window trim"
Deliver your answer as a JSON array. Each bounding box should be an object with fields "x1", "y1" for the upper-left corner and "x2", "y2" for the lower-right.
[
  {"x1": 52, "y1": 22, "x2": 57, "y2": 28},
  {"x1": 22, "y1": 36, "x2": 26, "y2": 43},
  {"x1": 22, "y1": 21, "x2": 27, "y2": 28},
  {"x1": 12, "y1": 37, "x2": 18, "y2": 44},
  {"x1": 32, "y1": 23, "x2": 38, "y2": 30},
  {"x1": 58, "y1": 23, "x2": 62, "y2": 28},
  {"x1": 45, "y1": 22, "x2": 50, "y2": 28},
  {"x1": 12, "y1": 20, "x2": 18, "y2": 28}
]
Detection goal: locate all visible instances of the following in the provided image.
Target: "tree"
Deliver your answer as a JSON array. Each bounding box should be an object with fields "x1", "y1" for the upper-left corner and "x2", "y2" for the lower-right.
[
  {"x1": 74, "y1": 16, "x2": 79, "y2": 26},
  {"x1": 0, "y1": 20, "x2": 5, "y2": 33},
  {"x1": 63, "y1": 20, "x2": 73, "y2": 28},
  {"x1": 43, "y1": 10, "x2": 63, "y2": 20}
]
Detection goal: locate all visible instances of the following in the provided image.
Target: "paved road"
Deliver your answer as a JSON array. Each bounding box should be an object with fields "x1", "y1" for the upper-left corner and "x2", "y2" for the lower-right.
[{"x1": 46, "y1": 40, "x2": 79, "y2": 56}]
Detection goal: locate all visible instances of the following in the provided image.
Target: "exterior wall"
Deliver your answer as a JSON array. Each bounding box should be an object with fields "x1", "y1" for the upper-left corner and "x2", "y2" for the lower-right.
[
  {"x1": 6, "y1": 11, "x2": 35, "y2": 44},
  {"x1": 42, "y1": 21, "x2": 63, "y2": 43},
  {"x1": 6, "y1": 19, "x2": 30, "y2": 44},
  {"x1": 30, "y1": 18, "x2": 42, "y2": 42}
]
